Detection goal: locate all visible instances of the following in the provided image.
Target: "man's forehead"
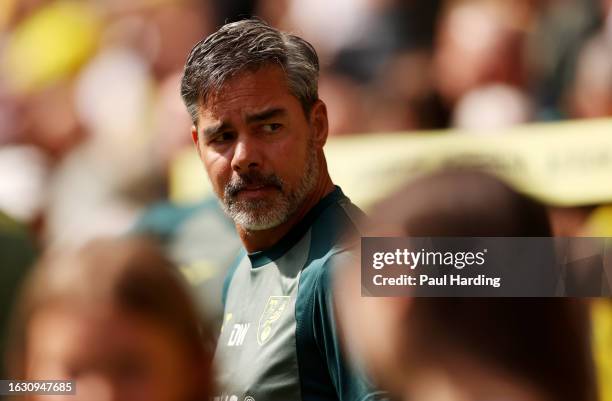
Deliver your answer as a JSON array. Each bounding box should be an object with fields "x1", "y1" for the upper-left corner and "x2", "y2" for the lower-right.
[
  {"x1": 199, "y1": 100, "x2": 287, "y2": 124},
  {"x1": 200, "y1": 66, "x2": 294, "y2": 116}
]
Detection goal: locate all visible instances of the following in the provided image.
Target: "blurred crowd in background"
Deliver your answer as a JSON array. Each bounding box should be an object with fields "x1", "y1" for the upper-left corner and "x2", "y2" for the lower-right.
[
  {"x1": 0, "y1": 0, "x2": 612, "y2": 400},
  {"x1": 1, "y1": 0, "x2": 612, "y2": 249}
]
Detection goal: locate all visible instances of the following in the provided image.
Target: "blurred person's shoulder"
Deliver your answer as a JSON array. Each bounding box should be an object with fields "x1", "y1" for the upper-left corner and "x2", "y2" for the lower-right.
[
  {"x1": 132, "y1": 197, "x2": 242, "y2": 325},
  {"x1": 133, "y1": 197, "x2": 231, "y2": 239}
]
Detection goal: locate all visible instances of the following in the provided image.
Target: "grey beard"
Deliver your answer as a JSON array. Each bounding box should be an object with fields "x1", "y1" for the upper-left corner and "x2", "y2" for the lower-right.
[{"x1": 221, "y1": 148, "x2": 319, "y2": 231}]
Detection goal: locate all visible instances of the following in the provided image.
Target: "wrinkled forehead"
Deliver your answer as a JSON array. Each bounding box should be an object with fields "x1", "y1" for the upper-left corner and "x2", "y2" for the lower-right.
[{"x1": 198, "y1": 65, "x2": 299, "y2": 120}]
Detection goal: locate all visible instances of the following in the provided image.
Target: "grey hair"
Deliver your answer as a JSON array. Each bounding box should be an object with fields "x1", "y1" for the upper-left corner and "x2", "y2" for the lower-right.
[{"x1": 181, "y1": 19, "x2": 320, "y2": 125}]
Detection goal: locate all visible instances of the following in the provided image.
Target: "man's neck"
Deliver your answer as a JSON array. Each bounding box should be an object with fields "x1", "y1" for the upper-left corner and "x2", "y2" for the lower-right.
[{"x1": 237, "y1": 171, "x2": 335, "y2": 253}]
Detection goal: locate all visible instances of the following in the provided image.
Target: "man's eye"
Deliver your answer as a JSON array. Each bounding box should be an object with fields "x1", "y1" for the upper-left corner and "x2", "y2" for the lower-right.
[
  {"x1": 211, "y1": 132, "x2": 235, "y2": 144},
  {"x1": 262, "y1": 123, "x2": 282, "y2": 133}
]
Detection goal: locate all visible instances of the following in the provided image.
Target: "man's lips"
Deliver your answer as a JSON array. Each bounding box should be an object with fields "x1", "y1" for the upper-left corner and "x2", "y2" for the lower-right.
[
  {"x1": 243, "y1": 184, "x2": 267, "y2": 190},
  {"x1": 235, "y1": 184, "x2": 279, "y2": 198}
]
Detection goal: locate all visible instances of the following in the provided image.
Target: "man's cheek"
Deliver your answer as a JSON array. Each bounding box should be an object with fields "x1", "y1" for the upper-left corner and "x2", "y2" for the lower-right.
[
  {"x1": 275, "y1": 147, "x2": 305, "y2": 179},
  {"x1": 204, "y1": 158, "x2": 230, "y2": 194}
]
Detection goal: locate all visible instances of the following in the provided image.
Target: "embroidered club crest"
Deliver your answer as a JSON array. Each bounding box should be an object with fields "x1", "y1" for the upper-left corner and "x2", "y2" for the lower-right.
[{"x1": 257, "y1": 296, "x2": 289, "y2": 345}]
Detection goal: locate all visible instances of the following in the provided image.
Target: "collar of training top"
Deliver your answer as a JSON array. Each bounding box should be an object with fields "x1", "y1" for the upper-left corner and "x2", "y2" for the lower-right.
[{"x1": 248, "y1": 186, "x2": 345, "y2": 268}]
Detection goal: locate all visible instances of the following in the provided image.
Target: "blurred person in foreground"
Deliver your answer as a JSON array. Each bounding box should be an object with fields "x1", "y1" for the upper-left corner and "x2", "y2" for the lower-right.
[
  {"x1": 181, "y1": 19, "x2": 380, "y2": 401},
  {"x1": 5, "y1": 237, "x2": 214, "y2": 401},
  {"x1": 335, "y1": 171, "x2": 598, "y2": 401}
]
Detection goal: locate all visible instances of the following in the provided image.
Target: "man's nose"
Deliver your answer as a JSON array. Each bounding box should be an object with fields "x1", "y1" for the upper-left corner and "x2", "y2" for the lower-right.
[{"x1": 231, "y1": 136, "x2": 262, "y2": 172}]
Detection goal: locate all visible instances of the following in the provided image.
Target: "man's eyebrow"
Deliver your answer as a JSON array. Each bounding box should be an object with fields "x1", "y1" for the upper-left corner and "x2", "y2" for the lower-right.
[
  {"x1": 245, "y1": 108, "x2": 287, "y2": 124},
  {"x1": 201, "y1": 108, "x2": 287, "y2": 138},
  {"x1": 203, "y1": 122, "x2": 231, "y2": 139}
]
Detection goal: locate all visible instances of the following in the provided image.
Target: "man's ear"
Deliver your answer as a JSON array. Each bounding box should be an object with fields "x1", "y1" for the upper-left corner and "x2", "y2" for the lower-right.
[
  {"x1": 191, "y1": 125, "x2": 199, "y2": 146},
  {"x1": 309, "y1": 100, "x2": 329, "y2": 147}
]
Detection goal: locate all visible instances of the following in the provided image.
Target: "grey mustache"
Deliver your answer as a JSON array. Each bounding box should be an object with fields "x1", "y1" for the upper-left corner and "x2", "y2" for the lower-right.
[{"x1": 225, "y1": 172, "x2": 283, "y2": 197}]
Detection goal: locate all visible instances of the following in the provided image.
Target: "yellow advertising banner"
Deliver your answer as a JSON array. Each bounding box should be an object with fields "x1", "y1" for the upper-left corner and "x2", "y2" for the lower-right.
[{"x1": 171, "y1": 118, "x2": 612, "y2": 208}]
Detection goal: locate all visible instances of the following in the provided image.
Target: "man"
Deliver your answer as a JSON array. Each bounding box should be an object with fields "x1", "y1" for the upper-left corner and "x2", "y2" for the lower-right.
[{"x1": 180, "y1": 19, "x2": 378, "y2": 401}]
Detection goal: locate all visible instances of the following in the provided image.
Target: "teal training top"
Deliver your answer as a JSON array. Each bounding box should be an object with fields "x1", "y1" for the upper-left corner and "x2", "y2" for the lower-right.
[{"x1": 214, "y1": 186, "x2": 379, "y2": 401}]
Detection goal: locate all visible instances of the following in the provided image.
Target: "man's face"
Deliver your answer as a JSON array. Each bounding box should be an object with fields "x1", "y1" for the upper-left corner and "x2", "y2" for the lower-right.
[{"x1": 193, "y1": 65, "x2": 321, "y2": 231}]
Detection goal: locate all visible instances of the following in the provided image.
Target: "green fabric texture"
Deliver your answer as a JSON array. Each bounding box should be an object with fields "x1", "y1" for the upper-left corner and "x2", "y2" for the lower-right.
[{"x1": 0, "y1": 212, "x2": 37, "y2": 378}]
